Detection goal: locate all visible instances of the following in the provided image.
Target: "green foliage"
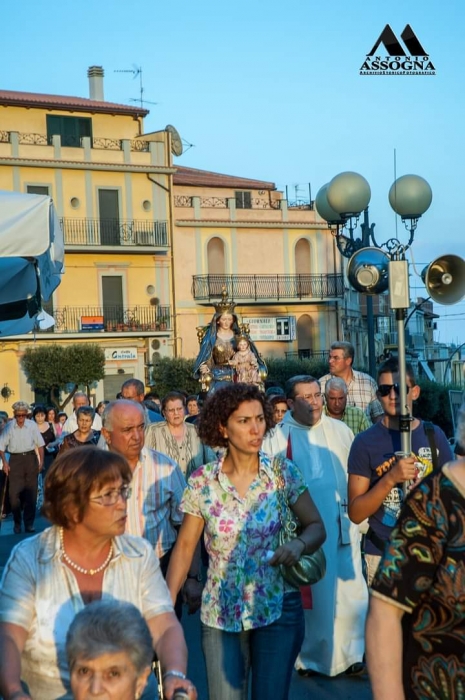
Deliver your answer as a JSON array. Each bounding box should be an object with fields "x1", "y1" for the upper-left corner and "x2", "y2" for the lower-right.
[
  {"x1": 150, "y1": 356, "x2": 330, "y2": 397},
  {"x1": 22, "y1": 344, "x2": 106, "y2": 410},
  {"x1": 151, "y1": 357, "x2": 199, "y2": 397},
  {"x1": 264, "y1": 357, "x2": 329, "y2": 389},
  {"x1": 413, "y1": 380, "x2": 461, "y2": 439}
]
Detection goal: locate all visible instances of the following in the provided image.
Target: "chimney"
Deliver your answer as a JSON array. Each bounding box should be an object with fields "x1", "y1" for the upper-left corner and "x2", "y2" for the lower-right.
[{"x1": 87, "y1": 66, "x2": 104, "y2": 101}]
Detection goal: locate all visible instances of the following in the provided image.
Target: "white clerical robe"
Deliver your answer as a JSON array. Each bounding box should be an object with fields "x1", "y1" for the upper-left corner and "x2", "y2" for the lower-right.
[{"x1": 262, "y1": 412, "x2": 368, "y2": 676}]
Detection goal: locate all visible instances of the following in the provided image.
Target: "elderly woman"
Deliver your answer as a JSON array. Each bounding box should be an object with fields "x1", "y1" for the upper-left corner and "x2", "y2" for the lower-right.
[
  {"x1": 167, "y1": 383, "x2": 326, "y2": 700},
  {"x1": 366, "y1": 401, "x2": 465, "y2": 700},
  {"x1": 193, "y1": 297, "x2": 266, "y2": 394},
  {"x1": 60, "y1": 406, "x2": 100, "y2": 452},
  {"x1": 145, "y1": 391, "x2": 216, "y2": 478},
  {"x1": 0, "y1": 446, "x2": 197, "y2": 700},
  {"x1": 66, "y1": 600, "x2": 153, "y2": 700}
]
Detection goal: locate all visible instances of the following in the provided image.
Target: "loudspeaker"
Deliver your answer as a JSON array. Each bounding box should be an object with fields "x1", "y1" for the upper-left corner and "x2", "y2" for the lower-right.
[
  {"x1": 347, "y1": 247, "x2": 390, "y2": 295},
  {"x1": 421, "y1": 254, "x2": 465, "y2": 305}
]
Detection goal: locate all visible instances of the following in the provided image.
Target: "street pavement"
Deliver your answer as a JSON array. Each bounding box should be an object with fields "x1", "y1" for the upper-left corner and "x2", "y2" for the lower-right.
[{"x1": 0, "y1": 515, "x2": 373, "y2": 700}]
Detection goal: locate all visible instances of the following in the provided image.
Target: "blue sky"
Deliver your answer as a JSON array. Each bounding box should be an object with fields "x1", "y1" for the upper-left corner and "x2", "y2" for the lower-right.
[{"x1": 3, "y1": 0, "x2": 464, "y2": 344}]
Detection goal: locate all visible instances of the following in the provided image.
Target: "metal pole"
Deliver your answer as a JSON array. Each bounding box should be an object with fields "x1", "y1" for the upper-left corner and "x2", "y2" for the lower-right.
[
  {"x1": 366, "y1": 296, "x2": 376, "y2": 378},
  {"x1": 396, "y1": 307, "x2": 412, "y2": 457},
  {"x1": 362, "y1": 208, "x2": 376, "y2": 378}
]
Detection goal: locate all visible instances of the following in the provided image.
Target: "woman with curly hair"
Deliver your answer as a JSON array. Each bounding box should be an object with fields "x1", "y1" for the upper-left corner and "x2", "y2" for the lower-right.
[{"x1": 167, "y1": 383, "x2": 325, "y2": 700}]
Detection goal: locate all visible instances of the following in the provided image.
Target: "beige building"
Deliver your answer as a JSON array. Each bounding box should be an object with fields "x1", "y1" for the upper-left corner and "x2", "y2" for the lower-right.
[{"x1": 172, "y1": 168, "x2": 363, "y2": 365}]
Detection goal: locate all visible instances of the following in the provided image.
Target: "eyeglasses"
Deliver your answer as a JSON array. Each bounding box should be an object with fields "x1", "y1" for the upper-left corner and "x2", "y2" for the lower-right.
[
  {"x1": 295, "y1": 393, "x2": 322, "y2": 402},
  {"x1": 15, "y1": 413, "x2": 28, "y2": 418},
  {"x1": 89, "y1": 485, "x2": 132, "y2": 506},
  {"x1": 165, "y1": 407, "x2": 184, "y2": 414},
  {"x1": 378, "y1": 384, "x2": 410, "y2": 397}
]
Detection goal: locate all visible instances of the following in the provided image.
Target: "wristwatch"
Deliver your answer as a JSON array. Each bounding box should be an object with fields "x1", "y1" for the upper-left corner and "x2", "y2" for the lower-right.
[{"x1": 186, "y1": 573, "x2": 202, "y2": 582}]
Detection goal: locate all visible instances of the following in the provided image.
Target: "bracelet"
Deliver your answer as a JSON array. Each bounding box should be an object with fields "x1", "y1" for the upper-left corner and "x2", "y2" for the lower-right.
[
  {"x1": 162, "y1": 669, "x2": 187, "y2": 682},
  {"x1": 295, "y1": 536, "x2": 307, "y2": 553}
]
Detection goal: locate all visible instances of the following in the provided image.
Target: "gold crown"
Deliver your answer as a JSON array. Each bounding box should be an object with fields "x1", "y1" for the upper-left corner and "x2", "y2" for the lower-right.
[{"x1": 214, "y1": 287, "x2": 236, "y2": 316}]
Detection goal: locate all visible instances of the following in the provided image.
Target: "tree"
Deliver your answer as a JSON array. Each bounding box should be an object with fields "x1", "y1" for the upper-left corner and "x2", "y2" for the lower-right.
[{"x1": 22, "y1": 344, "x2": 106, "y2": 410}]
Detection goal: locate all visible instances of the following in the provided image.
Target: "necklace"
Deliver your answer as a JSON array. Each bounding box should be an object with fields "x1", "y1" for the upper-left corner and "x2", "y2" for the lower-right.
[{"x1": 59, "y1": 527, "x2": 113, "y2": 576}]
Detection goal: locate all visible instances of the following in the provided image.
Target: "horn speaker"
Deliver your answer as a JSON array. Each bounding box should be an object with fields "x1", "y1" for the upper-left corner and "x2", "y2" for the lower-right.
[
  {"x1": 347, "y1": 247, "x2": 390, "y2": 295},
  {"x1": 421, "y1": 254, "x2": 465, "y2": 305}
]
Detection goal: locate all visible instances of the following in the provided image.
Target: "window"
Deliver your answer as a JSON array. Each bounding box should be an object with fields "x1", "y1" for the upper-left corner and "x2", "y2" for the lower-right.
[
  {"x1": 235, "y1": 191, "x2": 252, "y2": 209},
  {"x1": 26, "y1": 185, "x2": 50, "y2": 196},
  {"x1": 46, "y1": 115, "x2": 92, "y2": 147}
]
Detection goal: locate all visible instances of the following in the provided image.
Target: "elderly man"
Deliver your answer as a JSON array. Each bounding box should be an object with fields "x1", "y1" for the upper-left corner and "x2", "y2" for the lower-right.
[
  {"x1": 263, "y1": 375, "x2": 368, "y2": 677},
  {"x1": 120, "y1": 378, "x2": 163, "y2": 424},
  {"x1": 101, "y1": 400, "x2": 201, "y2": 615},
  {"x1": 324, "y1": 377, "x2": 371, "y2": 435},
  {"x1": 319, "y1": 341, "x2": 383, "y2": 423},
  {"x1": 62, "y1": 392, "x2": 102, "y2": 434},
  {"x1": 0, "y1": 401, "x2": 44, "y2": 533}
]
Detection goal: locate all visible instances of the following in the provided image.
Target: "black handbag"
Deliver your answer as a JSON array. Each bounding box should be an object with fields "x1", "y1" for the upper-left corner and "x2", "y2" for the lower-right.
[{"x1": 272, "y1": 456, "x2": 326, "y2": 587}]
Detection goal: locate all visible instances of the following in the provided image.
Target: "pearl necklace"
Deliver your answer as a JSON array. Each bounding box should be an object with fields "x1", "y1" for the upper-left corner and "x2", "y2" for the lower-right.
[{"x1": 59, "y1": 527, "x2": 113, "y2": 576}]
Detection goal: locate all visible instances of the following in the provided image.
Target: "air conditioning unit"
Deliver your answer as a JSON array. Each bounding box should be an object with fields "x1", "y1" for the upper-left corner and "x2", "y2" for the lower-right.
[{"x1": 145, "y1": 338, "x2": 173, "y2": 361}]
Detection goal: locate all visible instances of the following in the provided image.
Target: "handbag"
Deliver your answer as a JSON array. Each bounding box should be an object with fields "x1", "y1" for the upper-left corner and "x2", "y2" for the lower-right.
[{"x1": 272, "y1": 455, "x2": 326, "y2": 588}]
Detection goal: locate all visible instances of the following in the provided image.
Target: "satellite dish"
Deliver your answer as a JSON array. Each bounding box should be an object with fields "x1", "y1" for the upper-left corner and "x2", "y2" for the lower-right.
[{"x1": 166, "y1": 125, "x2": 183, "y2": 156}]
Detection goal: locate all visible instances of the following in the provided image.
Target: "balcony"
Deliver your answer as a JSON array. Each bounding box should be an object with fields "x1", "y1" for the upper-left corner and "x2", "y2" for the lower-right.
[
  {"x1": 192, "y1": 274, "x2": 344, "y2": 303},
  {"x1": 37, "y1": 306, "x2": 172, "y2": 334},
  {"x1": 60, "y1": 218, "x2": 168, "y2": 248}
]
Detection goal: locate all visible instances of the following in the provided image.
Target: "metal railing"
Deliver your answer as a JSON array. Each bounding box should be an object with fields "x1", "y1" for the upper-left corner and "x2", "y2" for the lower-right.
[
  {"x1": 192, "y1": 274, "x2": 344, "y2": 301},
  {"x1": 0, "y1": 131, "x2": 152, "y2": 151},
  {"x1": 37, "y1": 305, "x2": 172, "y2": 334},
  {"x1": 285, "y1": 350, "x2": 329, "y2": 361},
  {"x1": 60, "y1": 218, "x2": 168, "y2": 247}
]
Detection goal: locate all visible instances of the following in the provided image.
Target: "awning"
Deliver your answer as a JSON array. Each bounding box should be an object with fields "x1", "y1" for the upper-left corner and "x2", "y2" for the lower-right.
[{"x1": 419, "y1": 360, "x2": 436, "y2": 382}]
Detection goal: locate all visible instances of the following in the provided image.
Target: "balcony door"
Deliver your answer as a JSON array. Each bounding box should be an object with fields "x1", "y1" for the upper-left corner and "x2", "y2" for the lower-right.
[
  {"x1": 207, "y1": 237, "x2": 226, "y2": 296},
  {"x1": 297, "y1": 314, "x2": 313, "y2": 357},
  {"x1": 102, "y1": 276, "x2": 124, "y2": 326},
  {"x1": 99, "y1": 189, "x2": 120, "y2": 245}
]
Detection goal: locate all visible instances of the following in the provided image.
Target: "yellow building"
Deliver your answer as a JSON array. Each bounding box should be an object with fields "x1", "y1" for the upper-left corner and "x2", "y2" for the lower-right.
[
  {"x1": 0, "y1": 67, "x2": 368, "y2": 410},
  {"x1": 0, "y1": 67, "x2": 175, "y2": 409},
  {"x1": 171, "y1": 168, "x2": 364, "y2": 365}
]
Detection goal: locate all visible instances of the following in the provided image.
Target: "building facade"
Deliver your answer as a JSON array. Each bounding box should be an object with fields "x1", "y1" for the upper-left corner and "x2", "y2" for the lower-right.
[
  {"x1": 172, "y1": 168, "x2": 363, "y2": 366},
  {"x1": 0, "y1": 67, "x2": 175, "y2": 408}
]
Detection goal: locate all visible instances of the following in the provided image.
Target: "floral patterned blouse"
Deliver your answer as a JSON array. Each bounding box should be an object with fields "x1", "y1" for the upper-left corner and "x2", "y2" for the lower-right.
[
  {"x1": 182, "y1": 451, "x2": 307, "y2": 632},
  {"x1": 371, "y1": 464, "x2": 465, "y2": 700}
]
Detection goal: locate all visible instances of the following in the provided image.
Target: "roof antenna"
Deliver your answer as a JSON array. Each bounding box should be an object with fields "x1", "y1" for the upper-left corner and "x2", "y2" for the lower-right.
[{"x1": 114, "y1": 66, "x2": 157, "y2": 109}]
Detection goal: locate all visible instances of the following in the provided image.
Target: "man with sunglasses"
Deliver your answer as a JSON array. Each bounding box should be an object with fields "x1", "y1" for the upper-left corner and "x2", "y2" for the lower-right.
[
  {"x1": 0, "y1": 401, "x2": 45, "y2": 534},
  {"x1": 347, "y1": 358, "x2": 452, "y2": 584}
]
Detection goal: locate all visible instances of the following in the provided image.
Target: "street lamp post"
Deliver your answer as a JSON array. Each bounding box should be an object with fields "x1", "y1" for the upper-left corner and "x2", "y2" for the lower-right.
[{"x1": 316, "y1": 171, "x2": 433, "y2": 460}]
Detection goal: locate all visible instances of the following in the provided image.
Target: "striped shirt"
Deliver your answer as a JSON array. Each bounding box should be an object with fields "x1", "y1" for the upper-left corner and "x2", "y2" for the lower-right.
[{"x1": 125, "y1": 447, "x2": 186, "y2": 558}]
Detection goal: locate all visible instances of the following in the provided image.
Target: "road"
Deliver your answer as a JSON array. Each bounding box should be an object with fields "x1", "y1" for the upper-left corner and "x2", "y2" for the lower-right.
[{"x1": 0, "y1": 516, "x2": 373, "y2": 700}]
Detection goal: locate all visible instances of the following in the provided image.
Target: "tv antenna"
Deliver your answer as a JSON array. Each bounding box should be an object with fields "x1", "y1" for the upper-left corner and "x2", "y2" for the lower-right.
[{"x1": 114, "y1": 66, "x2": 157, "y2": 109}]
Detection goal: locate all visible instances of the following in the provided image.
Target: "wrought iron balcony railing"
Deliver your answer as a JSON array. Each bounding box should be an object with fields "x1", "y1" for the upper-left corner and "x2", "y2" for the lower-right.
[
  {"x1": 285, "y1": 350, "x2": 330, "y2": 361},
  {"x1": 37, "y1": 305, "x2": 172, "y2": 334},
  {"x1": 192, "y1": 274, "x2": 344, "y2": 301},
  {"x1": 60, "y1": 218, "x2": 168, "y2": 247}
]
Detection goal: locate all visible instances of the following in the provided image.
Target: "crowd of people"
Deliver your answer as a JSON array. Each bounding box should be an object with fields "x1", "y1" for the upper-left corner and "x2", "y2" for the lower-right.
[{"x1": 0, "y1": 338, "x2": 462, "y2": 700}]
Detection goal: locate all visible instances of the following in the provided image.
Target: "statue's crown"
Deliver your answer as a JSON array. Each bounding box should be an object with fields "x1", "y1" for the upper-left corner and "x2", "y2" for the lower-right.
[{"x1": 214, "y1": 287, "x2": 236, "y2": 315}]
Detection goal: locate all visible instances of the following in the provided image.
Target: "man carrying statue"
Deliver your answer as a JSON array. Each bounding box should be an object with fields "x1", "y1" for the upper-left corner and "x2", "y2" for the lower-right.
[{"x1": 193, "y1": 289, "x2": 266, "y2": 393}]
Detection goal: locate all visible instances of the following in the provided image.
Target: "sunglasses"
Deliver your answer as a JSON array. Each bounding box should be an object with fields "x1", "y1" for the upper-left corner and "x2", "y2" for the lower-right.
[{"x1": 378, "y1": 383, "x2": 410, "y2": 397}]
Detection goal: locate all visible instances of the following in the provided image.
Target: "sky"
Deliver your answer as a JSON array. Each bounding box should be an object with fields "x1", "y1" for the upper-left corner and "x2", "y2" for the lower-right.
[{"x1": 3, "y1": 0, "x2": 465, "y2": 345}]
